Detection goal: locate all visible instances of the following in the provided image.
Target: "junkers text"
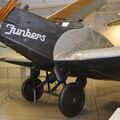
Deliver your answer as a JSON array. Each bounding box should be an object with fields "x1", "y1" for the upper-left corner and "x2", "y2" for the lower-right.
[{"x1": 5, "y1": 24, "x2": 46, "y2": 42}]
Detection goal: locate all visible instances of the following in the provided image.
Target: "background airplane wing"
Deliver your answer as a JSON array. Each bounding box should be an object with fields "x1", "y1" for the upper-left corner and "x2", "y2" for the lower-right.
[
  {"x1": 0, "y1": 57, "x2": 33, "y2": 67},
  {"x1": 0, "y1": 0, "x2": 17, "y2": 23},
  {"x1": 0, "y1": 0, "x2": 106, "y2": 23},
  {"x1": 47, "y1": 0, "x2": 106, "y2": 22}
]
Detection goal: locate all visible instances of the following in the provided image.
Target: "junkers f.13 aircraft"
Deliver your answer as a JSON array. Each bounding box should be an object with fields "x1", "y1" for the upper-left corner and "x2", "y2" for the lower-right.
[{"x1": 0, "y1": 0, "x2": 119, "y2": 117}]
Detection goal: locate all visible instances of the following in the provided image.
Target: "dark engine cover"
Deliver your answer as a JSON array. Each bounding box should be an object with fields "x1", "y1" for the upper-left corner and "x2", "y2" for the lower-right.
[{"x1": 0, "y1": 8, "x2": 62, "y2": 68}]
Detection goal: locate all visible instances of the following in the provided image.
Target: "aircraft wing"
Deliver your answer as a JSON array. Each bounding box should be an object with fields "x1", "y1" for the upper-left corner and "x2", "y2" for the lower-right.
[
  {"x1": 0, "y1": 57, "x2": 33, "y2": 67},
  {"x1": 54, "y1": 47, "x2": 120, "y2": 61},
  {"x1": 47, "y1": 0, "x2": 106, "y2": 22},
  {"x1": 54, "y1": 47, "x2": 120, "y2": 80}
]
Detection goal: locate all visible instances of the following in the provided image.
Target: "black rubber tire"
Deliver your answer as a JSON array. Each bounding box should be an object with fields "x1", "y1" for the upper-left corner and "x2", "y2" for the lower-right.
[
  {"x1": 21, "y1": 78, "x2": 43, "y2": 102},
  {"x1": 59, "y1": 83, "x2": 85, "y2": 117}
]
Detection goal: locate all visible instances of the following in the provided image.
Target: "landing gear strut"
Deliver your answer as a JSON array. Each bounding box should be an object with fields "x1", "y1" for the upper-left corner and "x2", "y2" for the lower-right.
[
  {"x1": 76, "y1": 73, "x2": 87, "y2": 88},
  {"x1": 54, "y1": 66, "x2": 86, "y2": 117}
]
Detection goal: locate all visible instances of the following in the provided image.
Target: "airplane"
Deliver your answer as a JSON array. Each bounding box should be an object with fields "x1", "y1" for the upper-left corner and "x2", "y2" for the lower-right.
[{"x1": 0, "y1": 0, "x2": 119, "y2": 117}]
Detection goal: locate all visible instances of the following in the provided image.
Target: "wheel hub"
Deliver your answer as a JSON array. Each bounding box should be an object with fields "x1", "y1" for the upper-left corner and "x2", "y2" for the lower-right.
[{"x1": 73, "y1": 98, "x2": 77, "y2": 103}]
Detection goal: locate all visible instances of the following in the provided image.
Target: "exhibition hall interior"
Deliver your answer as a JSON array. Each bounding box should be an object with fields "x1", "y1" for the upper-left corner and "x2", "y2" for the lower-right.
[{"x1": 0, "y1": 0, "x2": 120, "y2": 120}]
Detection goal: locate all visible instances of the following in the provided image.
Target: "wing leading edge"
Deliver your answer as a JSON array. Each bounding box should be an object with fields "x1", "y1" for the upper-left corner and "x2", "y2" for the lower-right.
[
  {"x1": 54, "y1": 47, "x2": 120, "y2": 61},
  {"x1": 54, "y1": 47, "x2": 120, "y2": 80}
]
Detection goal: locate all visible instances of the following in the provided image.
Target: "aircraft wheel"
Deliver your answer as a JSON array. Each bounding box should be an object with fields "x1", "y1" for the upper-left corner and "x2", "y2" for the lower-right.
[
  {"x1": 59, "y1": 83, "x2": 85, "y2": 117},
  {"x1": 21, "y1": 78, "x2": 43, "y2": 102}
]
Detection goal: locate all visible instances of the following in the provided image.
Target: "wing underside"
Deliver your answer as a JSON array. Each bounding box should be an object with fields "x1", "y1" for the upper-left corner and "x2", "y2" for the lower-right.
[{"x1": 0, "y1": 57, "x2": 33, "y2": 67}]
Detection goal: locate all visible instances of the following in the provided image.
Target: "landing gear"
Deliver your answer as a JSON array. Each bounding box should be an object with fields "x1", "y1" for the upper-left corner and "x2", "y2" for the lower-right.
[
  {"x1": 21, "y1": 67, "x2": 43, "y2": 102},
  {"x1": 21, "y1": 65, "x2": 86, "y2": 117},
  {"x1": 22, "y1": 78, "x2": 43, "y2": 102},
  {"x1": 76, "y1": 73, "x2": 87, "y2": 88},
  {"x1": 54, "y1": 66, "x2": 86, "y2": 117},
  {"x1": 59, "y1": 83, "x2": 85, "y2": 117}
]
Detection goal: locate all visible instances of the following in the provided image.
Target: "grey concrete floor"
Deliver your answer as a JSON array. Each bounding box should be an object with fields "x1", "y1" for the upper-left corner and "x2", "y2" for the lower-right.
[{"x1": 0, "y1": 77, "x2": 120, "y2": 120}]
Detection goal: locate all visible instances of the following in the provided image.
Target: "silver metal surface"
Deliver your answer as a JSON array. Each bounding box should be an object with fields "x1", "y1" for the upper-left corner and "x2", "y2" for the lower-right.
[{"x1": 54, "y1": 25, "x2": 112, "y2": 61}]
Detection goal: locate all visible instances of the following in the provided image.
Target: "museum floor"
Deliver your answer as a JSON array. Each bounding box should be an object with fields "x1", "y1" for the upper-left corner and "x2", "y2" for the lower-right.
[{"x1": 0, "y1": 76, "x2": 120, "y2": 120}]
